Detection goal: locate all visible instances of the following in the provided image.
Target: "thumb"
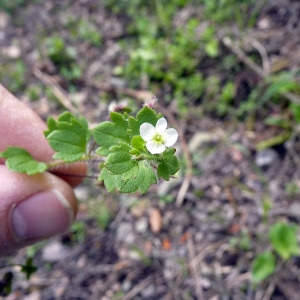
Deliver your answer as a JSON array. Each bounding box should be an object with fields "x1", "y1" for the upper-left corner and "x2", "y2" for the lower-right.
[{"x1": 0, "y1": 166, "x2": 77, "y2": 256}]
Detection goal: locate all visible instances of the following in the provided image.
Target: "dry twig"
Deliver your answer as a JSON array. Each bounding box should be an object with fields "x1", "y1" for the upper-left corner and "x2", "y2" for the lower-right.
[
  {"x1": 188, "y1": 234, "x2": 204, "y2": 300},
  {"x1": 122, "y1": 275, "x2": 153, "y2": 300},
  {"x1": 33, "y1": 68, "x2": 79, "y2": 115}
]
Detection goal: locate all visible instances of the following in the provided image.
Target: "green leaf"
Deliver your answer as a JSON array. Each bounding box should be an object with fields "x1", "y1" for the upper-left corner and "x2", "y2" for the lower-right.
[
  {"x1": 157, "y1": 150, "x2": 180, "y2": 180},
  {"x1": 93, "y1": 112, "x2": 130, "y2": 152},
  {"x1": 128, "y1": 107, "x2": 162, "y2": 136},
  {"x1": 269, "y1": 222, "x2": 299, "y2": 260},
  {"x1": 45, "y1": 112, "x2": 90, "y2": 162},
  {"x1": 110, "y1": 111, "x2": 128, "y2": 127},
  {"x1": 106, "y1": 151, "x2": 136, "y2": 174},
  {"x1": 99, "y1": 168, "x2": 118, "y2": 193},
  {"x1": 138, "y1": 161, "x2": 157, "y2": 193},
  {"x1": 95, "y1": 147, "x2": 110, "y2": 156},
  {"x1": 252, "y1": 252, "x2": 276, "y2": 283},
  {"x1": 44, "y1": 117, "x2": 58, "y2": 137},
  {"x1": 0, "y1": 147, "x2": 47, "y2": 175},
  {"x1": 131, "y1": 135, "x2": 145, "y2": 151},
  {"x1": 99, "y1": 161, "x2": 156, "y2": 194}
]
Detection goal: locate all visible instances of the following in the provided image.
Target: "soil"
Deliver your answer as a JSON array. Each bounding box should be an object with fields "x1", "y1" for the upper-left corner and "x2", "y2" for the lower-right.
[{"x1": 1, "y1": 0, "x2": 300, "y2": 299}]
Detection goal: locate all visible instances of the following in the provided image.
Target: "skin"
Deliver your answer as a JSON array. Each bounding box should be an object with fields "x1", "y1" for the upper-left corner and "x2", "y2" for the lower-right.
[{"x1": 0, "y1": 84, "x2": 87, "y2": 255}]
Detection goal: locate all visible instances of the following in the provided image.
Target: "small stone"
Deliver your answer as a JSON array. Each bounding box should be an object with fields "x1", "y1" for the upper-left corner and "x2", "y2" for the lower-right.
[
  {"x1": 122, "y1": 280, "x2": 132, "y2": 292},
  {"x1": 2, "y1": 45, "x2": 21, "y2": 58},
  {"x1": 74, "y1": 186, "x2": 90, "y2": 202},
  {"x1": 42, "y1": 240, "x2": 70, "y2": 262},
  {"x1": 289, "y1": 202, "x2": 300, "y2": 218},
  {"x1": 141, "y1": 284, "x2": 156, "y2": 298},
  {"x1": 255, "y1": 148, "x2": 278, "y2": 167},
  {"x1": 135, "y1": 217, "x2": 148, "y2": 233},
  {"x1": 116, "y1": 222, "x2": 135, "y2": 244},
  {"x1": 257, "y1": 17, "x2": 271, "y2": 30}
]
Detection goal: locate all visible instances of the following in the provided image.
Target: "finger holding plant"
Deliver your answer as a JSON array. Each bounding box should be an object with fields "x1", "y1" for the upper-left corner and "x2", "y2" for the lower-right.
[{"x1": 0, "y1": 104, "x2": 180, "y2": 194}]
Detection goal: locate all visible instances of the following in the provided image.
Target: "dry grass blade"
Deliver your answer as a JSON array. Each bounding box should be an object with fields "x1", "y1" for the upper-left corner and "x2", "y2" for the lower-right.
[
  {"x1": 33, "y1": 68, "x2": 79, "y2": 115},
  {"x1": 122, "y1": 275, "x2": 153, "y2": 300},
  {"x1": 188, "y1": 234, "x2": 204, "y2": 300}
]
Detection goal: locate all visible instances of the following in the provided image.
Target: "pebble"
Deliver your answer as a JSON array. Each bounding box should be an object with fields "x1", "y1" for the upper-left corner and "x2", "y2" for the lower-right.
[
  {"x1": 135, "y1": 217, "x2": 148, "y2": 233},
  {"x1": 122, "y1": 279, "x2": 132, "y2": 292},
  {"x1": 116, "y1": 222, "x2": 135, "y2": 244},
  {"x1": 2, "y1": 45, "x2": 21, "y2": 58},
  {"x1": 255, "y1": 148, "x2": 278, "y2": 167},
  {"x1": 41, "y1": 240, "x2": 71, "y2": 262},
  {"x1": 289, "y1": 202, "x2": 300, "y2": 218},
  {"x1": 141, "y1": 284, "x2": 156, "y2": 298}
]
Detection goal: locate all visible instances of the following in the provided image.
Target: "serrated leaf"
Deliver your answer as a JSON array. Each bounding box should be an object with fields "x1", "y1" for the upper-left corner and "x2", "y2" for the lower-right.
[
  {"x1": 131, "y1": 135, "x2": 145, "y2": 150},
  {"x1": 44, "y1": 117, "x2": 58, "y2": 137},
  {"x1": 269, "y1": 222, "x2": 299, "y2": 260},
  {"x1": 157, "y1": 152, "x2": 180, "y2": 180},
  {"x1": 121, "y1": 164, "x2": 139, "y2": 180},
  {"x1": 128, "y1": 107, "x2": 162, "y2": 136},
  {"x1": 116, "y1": 161, "x2": 157, "y2": 194},
  {"x1": 45, "y1": 112, "x2": 90, "y2": 162},
  {"x1": 110, "y1": 142, "x2": 131, "y2": 153},
  {"x1": 0, "y1": 147, "x2": 48, "y2": 175},
  {"x1": 252, "y1": 252, "x2": 276, "y2": 283},
  {"x1": 93, "y1": 115, "x2": 130, "y2": 151},
  {"x1": 106, "y1": 151, "x2": 136, "y2": 174},
  {"x1": 99, "y1": 168, "x2": 118, "y2": 192},
  {"x1": 100, "y1": 161, "x2": 156, "y2": 194},
  {"x1": 95, "y1": 147, "x2": 110, "y2": 156},
  {"x1": 138, "y1": 161, "x2": 157, "y2": 193},
  {"x1": 110, "y1": 111, "x2": 128, "y2": 128}
]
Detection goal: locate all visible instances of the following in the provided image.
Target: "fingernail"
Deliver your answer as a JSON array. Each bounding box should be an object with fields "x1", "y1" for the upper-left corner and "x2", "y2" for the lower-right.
[{"x1": 11, "y1": 190, "x2": 74, "y2": 241}]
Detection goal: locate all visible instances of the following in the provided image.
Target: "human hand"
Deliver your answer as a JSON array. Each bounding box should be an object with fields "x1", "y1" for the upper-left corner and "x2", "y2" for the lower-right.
[{"x1": 0, "y1": 84, "x2": 86, "y2": 256}]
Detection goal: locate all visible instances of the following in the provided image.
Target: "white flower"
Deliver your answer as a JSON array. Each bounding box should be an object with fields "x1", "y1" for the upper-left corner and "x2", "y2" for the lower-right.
[{"x1": 139, "y1": 118, "x2": 178, "y2": 154}]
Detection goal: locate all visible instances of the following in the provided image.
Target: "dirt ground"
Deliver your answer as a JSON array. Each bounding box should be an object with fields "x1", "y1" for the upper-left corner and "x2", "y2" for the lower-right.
[{"x1": 1, "y1": 0, "x2": 300, "y2": 299}]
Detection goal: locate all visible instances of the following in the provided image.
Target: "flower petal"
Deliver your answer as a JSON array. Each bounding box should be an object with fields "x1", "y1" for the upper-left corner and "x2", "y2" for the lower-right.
[
  {"x1": 146, "y1": 140, "x2": 166, "y2": 154},
  {"x1": 140, "y1": 122, "x2": 155, "y2": 141},
  {"x1": 156, "y1": 118, "x2": 167, "y2": 134},
  {"x1": 164, "y1": 128, "x2": 178, "y2": 147}
]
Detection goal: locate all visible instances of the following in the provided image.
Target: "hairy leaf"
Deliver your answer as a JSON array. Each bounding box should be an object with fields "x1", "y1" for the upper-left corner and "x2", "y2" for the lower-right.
[
  {"x1": 93, "y1": 112, "x2": 130, "y2": 153},
  {"x1": 157, "y1": 150, "x2": 180, "y2": 180},
  {"x1": 0, "y1": 147, "x2": 47, "y2": 175},
  {"x1": 128, "y1": 107, "x2": 162, "y2": 136},
  {"x1": 45, "y1": 112, "x2": 90, "y2": 162},
  {"x1": 99, "y1": 161, "x2": 156, "y2": 194}
]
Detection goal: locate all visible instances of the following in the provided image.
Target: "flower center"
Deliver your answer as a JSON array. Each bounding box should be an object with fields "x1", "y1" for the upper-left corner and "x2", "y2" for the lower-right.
[{"x1": 153, "y1": 133, "x2": 164, "y2": 144}]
